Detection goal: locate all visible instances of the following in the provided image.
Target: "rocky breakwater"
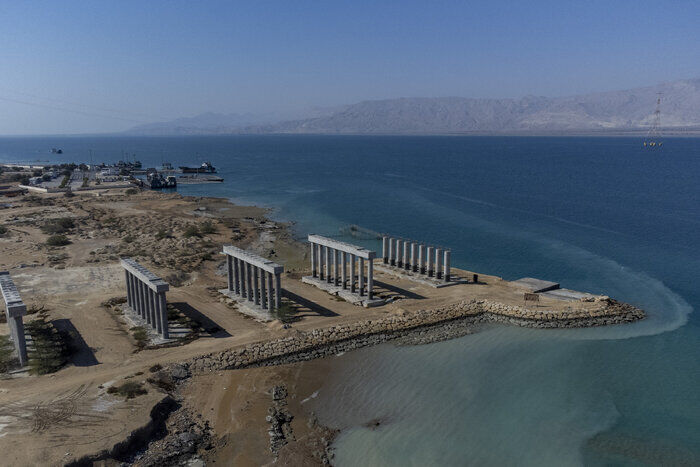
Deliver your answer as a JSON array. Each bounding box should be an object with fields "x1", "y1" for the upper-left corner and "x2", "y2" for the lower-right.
[
  {"x1": 481, "y1": 296, "x2": 645, "y2": 328},
  {"x1": 187, "y1": 297, "x2": 644, "y2": 374}
]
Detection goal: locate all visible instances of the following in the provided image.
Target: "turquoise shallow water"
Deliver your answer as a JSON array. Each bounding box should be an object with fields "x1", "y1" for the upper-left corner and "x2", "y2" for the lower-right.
[{"x1": 1, "y1": 135, "x2": 698, "y2": 464}]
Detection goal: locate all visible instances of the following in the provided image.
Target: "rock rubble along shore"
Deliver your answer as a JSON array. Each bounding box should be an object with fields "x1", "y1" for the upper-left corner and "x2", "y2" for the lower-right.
[{"x1": 188, "y1": 298, "x2": 644, "y2": 374}]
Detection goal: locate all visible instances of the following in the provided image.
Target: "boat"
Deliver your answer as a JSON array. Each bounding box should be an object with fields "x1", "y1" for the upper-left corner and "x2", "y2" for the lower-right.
[
  {"x1": 147, "y1": 172, "x2": 177, "y2": 189},
  {"x1": 179, "y1": 161, "x2": 217, "y2": 174}
]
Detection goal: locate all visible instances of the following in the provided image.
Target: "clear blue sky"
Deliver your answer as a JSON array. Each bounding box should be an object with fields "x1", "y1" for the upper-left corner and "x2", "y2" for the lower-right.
[{"x1": 1, "y1": 0, "x2": 698, "y2": 134}]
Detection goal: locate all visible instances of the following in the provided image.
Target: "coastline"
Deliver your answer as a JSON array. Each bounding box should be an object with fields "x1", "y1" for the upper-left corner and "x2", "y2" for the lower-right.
[{"x1": 0, "y1": 186, "x2": 645, "y2": 466}]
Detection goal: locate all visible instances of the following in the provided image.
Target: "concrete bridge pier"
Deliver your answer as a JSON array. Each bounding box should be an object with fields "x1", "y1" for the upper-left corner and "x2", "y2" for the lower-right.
[
  {"x1": 419, "y1": 244, "x2": 426, "y2": 274},
  {"x1": 389, "y1": 238, "x2": 396, "y2": 266},
  {"x1": 350, "y1": 254, "x2": 357, "y2": 292},
  {"x1": 410, "y1": 242, "x2": 418, "y2": 272},
  {"x1": 1, "y1": 272, "x2": 28, "y2": 366},
  {"x1": 427, "y1": 247, "x2": 434, "y2": 277},
  {"x1": 121, "y1": 258, "x2": 170, "y2": 339},
  {"x1": 443, "y1": 250, "x2": 451, "y2": 282},
  {"x1": 342, "y1": 251, "x2": 348, "y2": 289},
  {"x1": 310, "y1": 242, "x2": 317, "y2": 277},
  {"x1": 403, "y1": 241, "x2": 410, "y2": 270},
  {"x1": 222, "y1": 245, "x2": 285, "y2": 314}
]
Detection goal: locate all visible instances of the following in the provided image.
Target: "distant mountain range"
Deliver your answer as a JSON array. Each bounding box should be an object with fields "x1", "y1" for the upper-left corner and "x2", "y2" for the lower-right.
[
  {"x1": 126, "y1": 78, "x2": 700, "y2": 135},
  {"x1": 126, "y1": 112, "x2": 274, "y2": 135}
]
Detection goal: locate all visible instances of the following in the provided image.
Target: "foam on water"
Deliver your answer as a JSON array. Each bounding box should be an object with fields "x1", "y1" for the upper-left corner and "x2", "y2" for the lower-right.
[
  {"x1": 540, "y1": 240, "x2": 692, "y2": 339},
  {"x1": 399, "y1": 188, "x2": 692, "y2": 338}
]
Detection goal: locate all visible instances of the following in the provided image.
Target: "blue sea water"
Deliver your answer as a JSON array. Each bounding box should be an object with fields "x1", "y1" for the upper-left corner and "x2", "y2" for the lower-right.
[{"x1": 1, "y1": 135, "x2": 698, "y2": 465}]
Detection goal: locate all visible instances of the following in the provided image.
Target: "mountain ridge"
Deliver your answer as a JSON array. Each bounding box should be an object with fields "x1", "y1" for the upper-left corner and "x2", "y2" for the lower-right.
[{"x1": 126, "y1": 78, "x2": 700, "y2": 135}]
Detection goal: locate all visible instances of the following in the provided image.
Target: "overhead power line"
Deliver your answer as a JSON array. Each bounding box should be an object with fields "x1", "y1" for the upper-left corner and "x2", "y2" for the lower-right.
[{"x1": 0, "y1": 95, "x2": 147, "y2": 123}]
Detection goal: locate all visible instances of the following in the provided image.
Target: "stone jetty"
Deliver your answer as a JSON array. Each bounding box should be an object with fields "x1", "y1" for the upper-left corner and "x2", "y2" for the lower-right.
[{"x1": 188, "y1": 297, "x2": 643, "y2": 374}]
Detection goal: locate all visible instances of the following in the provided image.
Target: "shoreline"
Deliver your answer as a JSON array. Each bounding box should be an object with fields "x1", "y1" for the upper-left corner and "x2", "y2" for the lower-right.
[
  {"x1": 186, "y1": 298, "x2": 643, "y2": 375},
  {"x1": 64, "y1": 300, "x2": 644, "y2": 466},
  {"x1": 0, "y1": 185, "x2": 645, "y2": 465}
]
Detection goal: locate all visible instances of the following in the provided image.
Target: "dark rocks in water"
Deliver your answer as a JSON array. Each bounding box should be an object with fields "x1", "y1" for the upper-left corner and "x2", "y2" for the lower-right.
[
  {"x1": 363, "y1": 418, "x2": 383, "y2": 430},
  {"x1": 268, "y1": 384, "x2": 295, "y2": 455}
]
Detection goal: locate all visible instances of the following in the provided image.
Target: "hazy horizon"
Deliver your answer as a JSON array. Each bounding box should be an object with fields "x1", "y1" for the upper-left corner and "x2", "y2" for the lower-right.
[{"x1": 1, "y1": 1, "x2": 699, "y2": 135}]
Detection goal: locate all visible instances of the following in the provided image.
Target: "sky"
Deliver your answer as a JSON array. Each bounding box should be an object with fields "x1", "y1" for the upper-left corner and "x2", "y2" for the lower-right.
[{"x1": 0, "y1": 0, "x2": 698, "y2": 135}]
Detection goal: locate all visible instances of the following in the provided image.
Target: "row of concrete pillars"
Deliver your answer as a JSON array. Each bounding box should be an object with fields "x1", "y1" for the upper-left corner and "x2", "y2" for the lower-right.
[
  {"x1": 383, "y1": 236, "x2": 451, "y2": 282},
  {"x1": 310, "y1": 243, "x2": 374, "y2": 299},
  {"x1": 226, "y1": 255, "x2": 282, "y2": 312},
  {"x1": 1, "y1": 271, "x2": 27, "y2": 366},
  {"x1": 125, "y1": 270, "x2": 169, "y2": 339}
]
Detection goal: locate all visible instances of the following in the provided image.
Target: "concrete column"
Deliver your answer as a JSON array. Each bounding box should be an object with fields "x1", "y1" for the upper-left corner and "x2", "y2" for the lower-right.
[
  {"x1": 8, "y1": 316, "x2": 17, "y2": 349},
  {"x1": 389, "y1": 238, "x2": 396, "y2": 265},
  {"x1": 396, "y1": 240, "x2": 403, "y2": 268},
  {"x1": 125, "y1": 270, "x2": 133, "y2": 308},
  {"x1": 325, "y1": 246, "x2": 331, "y2": 283},
  {"x1": 318, "y1": 244, "x2": 324, "y2": 280},
  {"x1": 142, "y1": 282, "x2": 150, "y2": 320},
  {"x1": 246, "y1": 263, "x2": 253, "y2": 302},
  {"x1": 382, "y1": 236, "x2": 389, "y2": 263},
  {"x1": 367, "y1": 259, "x2": 374, "y2": 300},
  {"x1": 237, "y1": 259, "x2": 243, "y2": 297},
  {"x1": 350, "y1": 254, "x2": 356, "y2": 292},
  {"x1": 267, "y1": 272, "x2": 274, "y2": 312},
  {"x1": 144, "y1": 287, "x2": 151, "y2": 327},
  {"x1": 143, "y1": 287, "x2": 150, "y2": 324},
  {"x1": 12, "y1": 317, "x2": 27, "y2": 366},
  {"x1": 341, "y1": 251, "x2": 348, "y2": 289},
  {"x1": 253, "y1": 267, "x2": 260, "y2": 305},
  {"x1": 234, "y1": 258, "x2": 246, "y2": 297},
  {"x1": 132, "y1": 276, "x2": 141, "y2": 315},
  {"x1": 427, "y1": 247, "x2": 434, "y2": 277},
  {"x1": 151, "y1": 288, "x2": 158, "y2": 328},
  {"x1": 227, "y1": 255, "x2": 234, "y2": 291},
  {"x1": 234, "y1": 257, "x2": 241, "y2": 295},
  {"x1": 333, "y1": 249, "x2": 340, "y2": 286},
  {"x1": 274, "y1": 273, "x2": 281, "y2": 309},
  {"x1": 310, "y1": 242, "x2": 317, "y2": 277},
  {"x1": 260, "y1": 270, "x2": 267, "y2": 309},
  {"x1": 158, "y1": 292, "x2": 169, "y2": 339},
  {"x1": 128, "y1": 272, "x2": 137, "y2": 310},
  {"x1": 444, "y1": 250, "x2": 451, "y2": 282},
  {"x1": 403, "y1": 241, "x2": 410, "y2": 270},
  {"x1": 359, "y1": 258, "x2": 365, "y2": 296},
  {"x1": 436, "y1": 248, "x2": 443, "y2": 279},
  {"x1": 138, "y1": 280, "x2": 147, "y2": 320},
  {"x1": 151, "y1": 289, "x2": 161, "y2": 333},
  {"x1": 410, "y1": 243, "x2": 418, "y2": 272},
  {"x1": 419, "y1": 244, "x2": 426, "y2": 274}
]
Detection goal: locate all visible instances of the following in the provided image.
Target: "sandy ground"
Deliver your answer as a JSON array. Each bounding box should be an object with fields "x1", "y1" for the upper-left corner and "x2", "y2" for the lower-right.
[
  {"x1": 182, "y1": 360, "x2": 339, "y2": 466},
  {"x1": 0, "y1": 186, "x2": 612, "y2": 465}
]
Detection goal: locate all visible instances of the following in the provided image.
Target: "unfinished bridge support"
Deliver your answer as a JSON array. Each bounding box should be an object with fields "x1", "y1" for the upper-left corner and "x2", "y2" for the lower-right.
[
  {"x1": 305, "y1": 234, "x2": 382, "y2": 306},
  {"x1": 379, "y1": 236, "x2": 457, "y2": 286},
  {"x1": 222, "y1": 245, "x2": 283, "y2": 313},
  {"x1": 0, "y1": 271, "x2": 28, "y2": 366},
  {"x1": 121, "y1": 258, "x2": 170, "y2": 339}
]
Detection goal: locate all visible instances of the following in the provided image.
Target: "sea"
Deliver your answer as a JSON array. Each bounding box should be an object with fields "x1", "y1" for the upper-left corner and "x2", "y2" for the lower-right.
[{"x1": 1, "y1": 135, "x2": 698, "y2": 465}]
